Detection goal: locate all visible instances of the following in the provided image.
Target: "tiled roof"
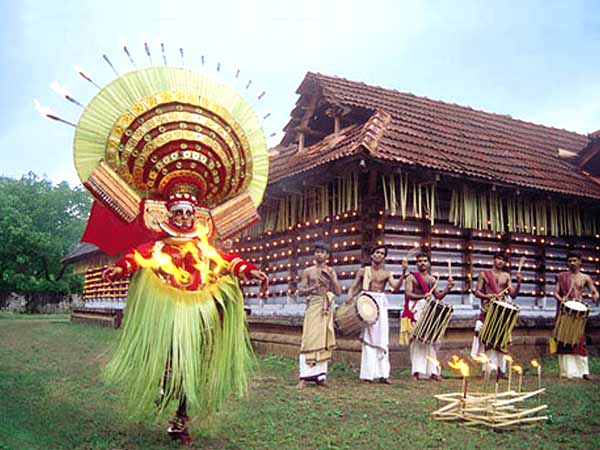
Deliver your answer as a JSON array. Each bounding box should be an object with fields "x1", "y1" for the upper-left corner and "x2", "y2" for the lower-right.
[
  {"x1": 269, "y1": 111, "x2": 390, "y2": 183},
  {"x1": 270, "y1": 72, "x2": 600, "y2": 199},
  {"x1": 62, "y1": 242, "x2": 101, "y2": 264}
]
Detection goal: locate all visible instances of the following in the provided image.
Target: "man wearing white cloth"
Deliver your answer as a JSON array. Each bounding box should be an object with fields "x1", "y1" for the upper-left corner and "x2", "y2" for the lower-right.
[
  {"x1": 297, "y1": 243, "x2": 342, "y2": 389},
  {"x1": 472, "y1": 252, "x2": 521, "y2": 377},
  {"x1": 404, "y1": 252, "x2": 454, "y2": 381},
  {"x1": 552, "y1": 252, "x2": 599, "y2": 380},
  {"x1": 347, "y1": 245, "x2": 406, "y2": 384}
]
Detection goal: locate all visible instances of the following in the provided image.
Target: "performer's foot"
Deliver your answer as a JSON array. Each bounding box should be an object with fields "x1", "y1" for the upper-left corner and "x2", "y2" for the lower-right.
[
  {"x1": 360, "y1": 379, "x2": 372, "y2": 384},
  {"x1": 167, "y1": 417, "x2": 192, "y2": 445},
  {"x1": 413, "y1": 373, "x2": 426, "y2": 381},
  {"x1": 296, "y1": 380, "x2": 306, "y2": 390},
  {"x1": 380, "y1": 378, "x2": 392, "y2": 385},
  {"x1": 583, "y1": 374, "x2": 593, "y2": 381},
  {"x1": 430, "y1": 374, "x2": 443, "y2": 382},
  {"x1": 317, "y1": 380, "x2": 329, "y2": 388}
]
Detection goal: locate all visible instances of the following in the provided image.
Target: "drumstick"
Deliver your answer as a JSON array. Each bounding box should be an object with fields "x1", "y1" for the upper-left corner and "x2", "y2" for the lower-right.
[
  {"x1": 517, "y1": 256, "x2": 526, "y2": 273},
  {"x1": 404, "y1": 247, "x2": 419, "y2": 263},
  {"x1": 426, "y1": 273, "x2": 440, "y2": 299},
  {"x1": 562, "y1": 280, "x2": 575, "y2": 302}
]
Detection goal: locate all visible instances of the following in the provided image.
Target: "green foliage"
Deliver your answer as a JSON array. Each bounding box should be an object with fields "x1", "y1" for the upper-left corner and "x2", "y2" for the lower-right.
[{"x1": 0, "y1": 173, "x2": 91, "y2": 294}]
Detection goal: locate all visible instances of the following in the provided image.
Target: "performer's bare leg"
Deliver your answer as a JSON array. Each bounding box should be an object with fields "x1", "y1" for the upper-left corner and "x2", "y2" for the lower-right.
[{"x1": 296, "y1": 380, "x2": 306, "y2": 390}]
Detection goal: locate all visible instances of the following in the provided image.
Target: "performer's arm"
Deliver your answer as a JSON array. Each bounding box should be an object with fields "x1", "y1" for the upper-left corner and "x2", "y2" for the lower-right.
[
  {"x1": 405, "y1": 275, "x2": 428, "y2": 301},
  {"x1": 585, "y1": 275, "x2": 599, "y2": 304},
  {"x1": 388, "y1": 259, "x2": 408, "y2": 293},
  {"x1": 509, "y1": 272, "x2": 522, "y2": 299},
  {"x1": 475, "y1": 273, "x2": 493, "y2": 301},
  {"x1": 346, "y1": 268, "x2": 364, "y2": 301},
  {"x1": 220, "y1": 251, "x2": 268, "y2": 289},
  {"x1": 102, "y1": 242, "x2": 153, "y2": 282},
  {"x1": 433, "y1": 277, "x2": 454, "y2": 300},
  {"x1": 324, "y1": 267, "x2": 342, "y2": 297},
  {"x1": 552, "y1": 275, "x2": 564, "y2": 303},
  {"x1": 297, "y1": 269, "x2": 319, "y2": 297}
]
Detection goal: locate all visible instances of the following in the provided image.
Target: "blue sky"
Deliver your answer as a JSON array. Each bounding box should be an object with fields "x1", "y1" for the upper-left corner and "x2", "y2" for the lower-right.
[{"x1": 2, "y1": 0, "x2": 599, "y2": 186}]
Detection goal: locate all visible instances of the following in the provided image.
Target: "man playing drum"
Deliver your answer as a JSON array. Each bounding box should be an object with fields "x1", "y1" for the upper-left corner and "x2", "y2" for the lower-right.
[
  {"x1": 404, "y1": 251, "x2": 454, "y2": 381},
  {"x1": 552, "y1": 252, "x2": 599, "y2": 380},
  {"x1": 296, "y1": 243, "x2": 342, "y2": 389},
  {"x1": 347, "y1": 245, "x2": 407, "y2": 384},
  {"x1": 473, "y1": 252, "x2": 521, "y2": 377}
]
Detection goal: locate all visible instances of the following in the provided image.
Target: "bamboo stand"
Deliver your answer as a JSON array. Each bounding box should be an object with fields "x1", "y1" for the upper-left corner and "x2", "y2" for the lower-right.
[{"x1": 432, "y1": 389, "x2": 548, "y2": 429}]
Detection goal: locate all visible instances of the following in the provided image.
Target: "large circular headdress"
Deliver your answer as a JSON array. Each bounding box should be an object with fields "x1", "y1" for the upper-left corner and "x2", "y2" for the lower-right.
[{"x1": 73, "y1": 67, "x2": 268, "y2": 209}]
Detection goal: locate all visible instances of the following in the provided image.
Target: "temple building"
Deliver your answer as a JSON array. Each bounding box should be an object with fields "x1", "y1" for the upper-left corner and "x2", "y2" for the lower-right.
[{"x1": 66, "y1": 72, "x2": 600, "y2": 361}]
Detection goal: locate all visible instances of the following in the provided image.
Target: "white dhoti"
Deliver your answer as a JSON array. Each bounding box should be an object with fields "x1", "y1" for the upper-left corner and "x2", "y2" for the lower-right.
[
  {"x1": 299, "y1": 354, "x2": 328, "y2": 382},
  {"x1": 360, "y1": 292, "x2": 390, "y2": 380},
  {"x1": 559, "y1": 355, "x2": 589, "y2": 379},
  {"x1": 409, "y1": 299, "x2": 440, "y2": 377},
  {"x1": 471, "y1": 319, "x2": 507, "y2": 373}
]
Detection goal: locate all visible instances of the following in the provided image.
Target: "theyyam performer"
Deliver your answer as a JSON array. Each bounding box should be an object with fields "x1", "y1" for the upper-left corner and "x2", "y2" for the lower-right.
[
  {"x1": 62, "y1": 62, "x2": 270, "y2": 443},
  {"x1": 552, "y1": 252, "x2": 599, "y2": 379},
  {"x1": 296, "y1": 243, "x2": 342, "y2": 389},
  {"x1": 403, "y1": 252, "x2": 454, "y2": 381},
  {"x1": 347, "y1": 245, "x2": 407, "y2": 384},
  {"x1": 472, "y1": 252, "x2": 521, "y2": 376}
]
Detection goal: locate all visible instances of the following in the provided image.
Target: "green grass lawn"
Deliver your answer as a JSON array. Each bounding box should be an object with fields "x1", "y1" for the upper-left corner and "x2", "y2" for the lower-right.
[{"x1": 1, "y1": 312, "x2": 599, "y2": 450}]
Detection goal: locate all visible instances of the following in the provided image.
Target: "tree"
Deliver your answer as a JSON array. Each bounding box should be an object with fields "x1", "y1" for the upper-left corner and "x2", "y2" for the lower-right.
[{"x1": 0, "y1": 173, "x2": 91, "y2": 294}]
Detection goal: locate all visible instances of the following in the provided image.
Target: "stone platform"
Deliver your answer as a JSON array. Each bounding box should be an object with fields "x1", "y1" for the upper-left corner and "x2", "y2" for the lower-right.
[{"x1": 248, "y1": 305, "x2": 600, "y2": 370}]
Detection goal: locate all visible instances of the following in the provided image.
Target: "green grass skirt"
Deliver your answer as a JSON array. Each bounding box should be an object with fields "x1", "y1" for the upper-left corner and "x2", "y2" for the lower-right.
[{"x1": 104, "y1": 269, "x2": 254, "y2": 419}]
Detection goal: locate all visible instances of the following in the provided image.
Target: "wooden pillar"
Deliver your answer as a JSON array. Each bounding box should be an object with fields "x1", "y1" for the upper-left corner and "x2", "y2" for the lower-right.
[
  {"x1": 334, "y1": 115, "x2": 341, "y2": 134},
  {"x1": 465, "y1": 229, "x2": 474, "y2": 304},
  {"x1": 359, "y1": 167, "x2": 385, "y2": 263}
]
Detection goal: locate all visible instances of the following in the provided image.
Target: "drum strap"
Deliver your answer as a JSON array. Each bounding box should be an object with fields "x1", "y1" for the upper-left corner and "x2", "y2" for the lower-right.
[
  {"x1": 362, "y1": 267, "x2": 372, "y2": 291},
  {"x1": 483, "y1": 270, "x2": 499, "y2": 294},
  {"x1": 402, "y1": 272, "x2": 430, "y2": 321}
]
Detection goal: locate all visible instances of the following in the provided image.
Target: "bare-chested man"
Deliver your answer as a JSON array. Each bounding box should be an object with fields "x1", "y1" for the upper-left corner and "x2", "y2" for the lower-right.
[
  {"x1": 403, "y1": 252, "x2": 454, "y2": 381},
  {"x1": 347, "y1": 245, "x2": 407, "y2": 383},
  {"x1": 553, "y1": 252, "x2": 599, "y2": 380},
  {"x1": 296, "y1": 243, "x2": 342, "y2": 389},
  {"x1": 472, "y1": 252, "x2": 521, "y2": 377}
]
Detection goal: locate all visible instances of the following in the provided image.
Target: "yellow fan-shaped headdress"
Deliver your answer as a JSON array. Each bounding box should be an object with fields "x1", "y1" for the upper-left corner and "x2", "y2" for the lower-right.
[{"x1": 73, "y1": 66, "x2": 268, "y2": 237}]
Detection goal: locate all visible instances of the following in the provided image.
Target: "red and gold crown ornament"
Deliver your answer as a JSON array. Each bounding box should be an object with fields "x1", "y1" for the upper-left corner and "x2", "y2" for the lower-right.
[{"x1": 71, "y1": 66, "x2": 268, "y2": 253}]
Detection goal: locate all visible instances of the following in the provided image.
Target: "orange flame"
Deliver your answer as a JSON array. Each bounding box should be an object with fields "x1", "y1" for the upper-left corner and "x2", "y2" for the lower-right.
[
  {"x1": 133, "y1": 223, "x2": 230, "y2": 287},
  {"x1": 530, "y1": 359, "x2": 539, "y2": 368},
  {"x1": 448, "y1": 355, "x2": 470, "y2": 377},
  {"x1": 512, "y1": 365, "x2": 523, "y2": 374},
  {"x1": 504, "y1": 354, "x2": 513, "y2": 363},
  {"x1": 473, "y1": 352, "x2": 490, "y2": 364},
  {"x1": 134, "y1": 242, "x2": 193, "y2": 285}
]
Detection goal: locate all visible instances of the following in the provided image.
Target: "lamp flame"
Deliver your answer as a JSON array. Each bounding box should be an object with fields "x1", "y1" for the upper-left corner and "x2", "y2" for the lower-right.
[
  {"x1": 473, "y1": 352, "x2": 490, "y2": 364},
  {"x1": 448, "y1": 355, "x2": 470, "y2": 377},
  {"x1": 504, "y1": 354, "x2": 513, "y2": 363},
  {"x1": 512, "y1": 365, "x2": 523, "y2": 374},
  {"x1": 530, "y1": 359, "x2": 539, "y2": 368}
]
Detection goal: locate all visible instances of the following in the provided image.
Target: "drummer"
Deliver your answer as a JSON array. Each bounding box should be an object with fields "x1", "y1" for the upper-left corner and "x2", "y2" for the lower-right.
[
  {"x1": 404, "y1": 251, "x2": 454, "y2": 381},
  {"x1": 472, "y1": 252, "x2": 521, "y2": 378},
  {"x1": 296, "y1": 243, "x2": 342, "y2": 389},
  {"x1": 347, "y1": 245, "x2": 407, "y2": 384},
  {"x1": 552, "y1": 252, "x2": 599, "y2": 380}
]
